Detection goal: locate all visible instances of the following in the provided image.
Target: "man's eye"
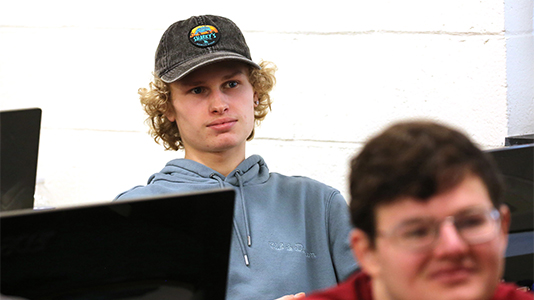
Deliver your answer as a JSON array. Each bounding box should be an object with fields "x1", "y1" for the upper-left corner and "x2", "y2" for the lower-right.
[
  {"x1": 227, "y1": 81, "x2": 238, "y2": 88},
  {"x1": 191, "y1": 87, "x2": 203, "y2": 94},
  {"x1": 400, "y1": 226, "x2": 432, "y2": 240},
  {"x1": 456, "y1": 215, "x2": 486, "y2": 229}
]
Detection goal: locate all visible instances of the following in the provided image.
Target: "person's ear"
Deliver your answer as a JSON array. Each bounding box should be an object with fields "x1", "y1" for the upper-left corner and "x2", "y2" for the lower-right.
[
  {"x1": 351, "y1": 229, "x2": 380, "y2": 276},
  {"x1": 253, "y1": 92, "x2": 259, "y2": 107},
  {"x1": 497, "y1": 204, "x2": 511, "y2": 255},
  {"x1": 164, "y1": 102, "x2": 176, "y2": 122},
  {"x1": 499, "y1": 204, "x2": 511, "y2": 236}
]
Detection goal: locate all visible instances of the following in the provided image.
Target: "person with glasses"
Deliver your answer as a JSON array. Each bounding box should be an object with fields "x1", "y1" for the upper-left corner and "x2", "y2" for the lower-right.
[{"x1": 304, "y1": 120, "x2": 533, "y2": 300}]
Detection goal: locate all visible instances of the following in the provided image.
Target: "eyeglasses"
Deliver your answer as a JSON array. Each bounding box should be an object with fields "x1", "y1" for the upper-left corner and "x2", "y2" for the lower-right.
[{"x1": 378, "y1": 208, "x2": 501, "y2": 252}]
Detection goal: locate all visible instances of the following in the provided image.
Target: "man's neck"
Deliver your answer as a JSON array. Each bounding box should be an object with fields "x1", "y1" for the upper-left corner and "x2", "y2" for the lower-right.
[
  {"x1": 184, "y1": 148, "x2": 246, "y2": 177},
  {"x1": 372, "y1": 278, "x2": 391, "y2": 300}
]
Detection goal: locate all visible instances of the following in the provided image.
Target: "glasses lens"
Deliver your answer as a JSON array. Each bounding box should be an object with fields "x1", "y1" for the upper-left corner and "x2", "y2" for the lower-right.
[
  {"x1": 395, "y1": 221, "x2": 436, "y2": 250},
  {"x1": 393, "y1": 209, "x2": 500, "y2": 251},
  {"x1": 455, "y1": 209, "x2": 500, "y2": 244}
]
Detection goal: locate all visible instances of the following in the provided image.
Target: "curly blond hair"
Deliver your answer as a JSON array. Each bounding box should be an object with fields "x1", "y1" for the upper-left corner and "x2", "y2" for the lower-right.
[{"x1": 138, "y1": 60, "x2": 277, "y2": 151}]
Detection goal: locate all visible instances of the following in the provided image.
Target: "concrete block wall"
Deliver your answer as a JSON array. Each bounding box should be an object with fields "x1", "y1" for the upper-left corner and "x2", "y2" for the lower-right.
[
  {"x1": 505, "y1": 0, "x2": 534, "y2": 136},
  {"x1": 1, "y1": 0, "x2": 532, "y2": 208}
]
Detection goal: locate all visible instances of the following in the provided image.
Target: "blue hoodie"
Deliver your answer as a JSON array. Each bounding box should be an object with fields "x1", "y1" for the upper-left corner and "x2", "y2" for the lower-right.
[{"x1": 115, "y1": 154, "x2": 358, "y2": 299}]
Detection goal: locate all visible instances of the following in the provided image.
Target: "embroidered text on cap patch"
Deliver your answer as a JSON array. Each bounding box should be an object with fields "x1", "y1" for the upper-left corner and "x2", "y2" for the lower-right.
[{"x1": 189, "y1": 25, "x2": 220, "y2": 47}]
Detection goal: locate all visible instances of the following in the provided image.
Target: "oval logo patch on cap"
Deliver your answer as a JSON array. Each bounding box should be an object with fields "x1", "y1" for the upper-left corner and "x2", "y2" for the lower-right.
[{"x1": 189, "y1": 25, "x2": 220, "y2": 47}]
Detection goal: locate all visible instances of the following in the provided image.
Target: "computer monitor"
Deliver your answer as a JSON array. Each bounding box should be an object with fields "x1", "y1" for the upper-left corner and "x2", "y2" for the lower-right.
[
  {"x1": 0, "y1": 108, "x2": 42, "y2": 212},
  {"x1": 486, "y1": 144, "x2": 534, "y2": 285},
  {"x1": 1, "y1": 189, "x2": 235, "y2": 300},
  {"x1": 486, "y1": 144, "x2": 533, "y2": 233}
]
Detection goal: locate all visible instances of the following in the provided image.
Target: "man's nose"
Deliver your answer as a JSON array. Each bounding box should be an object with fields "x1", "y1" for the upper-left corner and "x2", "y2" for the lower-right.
[
  {"x1": 433, "y1": 218, "x2": 469, "y2": 257},
  {"x1": 209, "y1": 90, "x2": 229, "y2": 113}
]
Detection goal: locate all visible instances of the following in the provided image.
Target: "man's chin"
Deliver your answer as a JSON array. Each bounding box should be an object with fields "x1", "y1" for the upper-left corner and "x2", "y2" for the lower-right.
[{"x1": 428, "y1": 281, "x2": 494, "y2": 300}]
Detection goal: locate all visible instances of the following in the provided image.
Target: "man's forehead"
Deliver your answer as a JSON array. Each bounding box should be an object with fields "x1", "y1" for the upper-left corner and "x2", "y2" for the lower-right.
[{"x1": 375, "y1": 176, "x2": 494, "y2": 226}]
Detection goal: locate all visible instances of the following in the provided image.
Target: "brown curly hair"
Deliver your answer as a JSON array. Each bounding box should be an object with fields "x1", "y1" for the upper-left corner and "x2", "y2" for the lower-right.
[
  {"x1": 138, "y1": 60, "x2": 277, "y2": 151},
  {"x1": 349, "y1": 120, "x2": 504, "y2": 245}
]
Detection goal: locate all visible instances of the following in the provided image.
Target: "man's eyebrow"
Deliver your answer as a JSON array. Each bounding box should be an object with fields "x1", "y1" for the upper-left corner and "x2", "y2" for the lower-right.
[
  {"x1": 179, "y1": 70, "x2": 246, "y2": 87},
  {"x1": 179, "y1": 79, "x2": 205, "y2": 88},
  {"x1": 222, "y1": 70, "x2": 246, "y2": 80},
  {"x1": 395, "y1": 206, "x2": 488, "y2": 227},
  {"x1": 395, "y1": 217, "x2": 433, "y2": 227}
]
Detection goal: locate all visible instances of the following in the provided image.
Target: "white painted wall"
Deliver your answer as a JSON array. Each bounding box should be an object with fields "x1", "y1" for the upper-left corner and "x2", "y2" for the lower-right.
[
  {"x1": 505, "y1": 0, "x2": 534, "y2": 136},
  {"x1": 1, "y1": 0, "x2": 532, "y2": 208}
]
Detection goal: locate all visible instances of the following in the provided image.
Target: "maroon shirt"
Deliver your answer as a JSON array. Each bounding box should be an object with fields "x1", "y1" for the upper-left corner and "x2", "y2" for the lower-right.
[{"x1": 305, "y1": 271, "x2": 533, "y2": 300}]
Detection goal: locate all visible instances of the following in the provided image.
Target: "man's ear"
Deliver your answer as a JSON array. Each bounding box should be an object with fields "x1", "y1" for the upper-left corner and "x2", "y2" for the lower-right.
[
  {"x1": 163, "y1": 103, "x2": 176, "y2": 122},
  {"x1": 499, "y1": 204, "x2": 511, "y2": 237},
  {"x1": 497, "y1": 204, "x2": 511, "y2": 255},
  {"x1": 351, "y1": 229, "x2": 380, "y2": 277},
  {"x1": 253, "y1": 92, "x2": 259, "y2": 107}
]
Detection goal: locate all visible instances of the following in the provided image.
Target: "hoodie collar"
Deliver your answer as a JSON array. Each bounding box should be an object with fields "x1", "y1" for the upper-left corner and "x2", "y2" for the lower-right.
[
  {"x1": 154, "y1": 154, "x2": 269, "y2": 186},
  {"x1": 224, "y1": 154, "x2": 269, "y2": 186}
]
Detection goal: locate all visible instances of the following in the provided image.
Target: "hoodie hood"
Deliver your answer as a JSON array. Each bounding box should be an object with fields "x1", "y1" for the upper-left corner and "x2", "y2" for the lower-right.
[{"x1": 148, "y1": 154, "x2": 270, "y2": 187}]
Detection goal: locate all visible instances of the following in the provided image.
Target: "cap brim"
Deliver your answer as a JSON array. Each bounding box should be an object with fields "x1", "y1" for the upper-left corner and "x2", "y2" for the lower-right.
[{"x1": 160, "y1": 52, "x2": 261, "y2": 83}]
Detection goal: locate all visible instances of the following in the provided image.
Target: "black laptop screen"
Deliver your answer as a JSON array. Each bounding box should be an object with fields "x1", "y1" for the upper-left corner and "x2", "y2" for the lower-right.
[{"x1": 1, "y1": 189, "x2": 235, "y2": 300}]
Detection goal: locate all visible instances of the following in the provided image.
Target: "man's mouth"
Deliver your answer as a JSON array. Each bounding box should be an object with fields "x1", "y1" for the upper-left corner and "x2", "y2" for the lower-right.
[
  {"x1": 429, "y1": 266, "x2": 474, "y2": 285},
  {"x1": 207, "y1": 118, "x2": 237, "y2": 130}
]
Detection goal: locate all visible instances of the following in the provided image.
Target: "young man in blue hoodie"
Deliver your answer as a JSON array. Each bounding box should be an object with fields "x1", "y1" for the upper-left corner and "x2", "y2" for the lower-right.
[{"x1": 115, "y1": 15, "x2": 358, "y2": 300}]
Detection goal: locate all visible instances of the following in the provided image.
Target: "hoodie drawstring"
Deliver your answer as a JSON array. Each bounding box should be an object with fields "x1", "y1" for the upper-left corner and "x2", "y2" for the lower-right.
[
  {"x1": 210, "y1": 173, "x2": 250, "y2": 266},
  {"x1": 235, "y1": 171, "x2": 252, "y2": 247}
]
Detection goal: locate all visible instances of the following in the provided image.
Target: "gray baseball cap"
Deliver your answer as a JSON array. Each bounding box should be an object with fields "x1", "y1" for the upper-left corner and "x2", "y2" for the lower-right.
[{"x1": 155, "y1": 15, "x2": 260, "y2": 83}]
